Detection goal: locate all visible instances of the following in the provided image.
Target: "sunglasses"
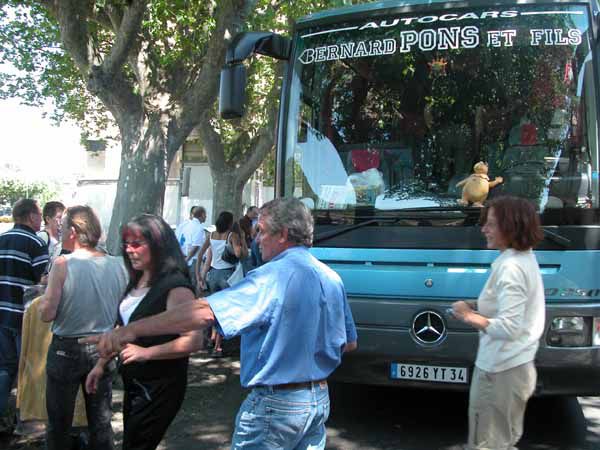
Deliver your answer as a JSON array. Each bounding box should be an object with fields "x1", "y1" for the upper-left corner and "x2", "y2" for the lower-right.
[{"x1": 123, "y1": 240, "x2": 147, "y2": 250}]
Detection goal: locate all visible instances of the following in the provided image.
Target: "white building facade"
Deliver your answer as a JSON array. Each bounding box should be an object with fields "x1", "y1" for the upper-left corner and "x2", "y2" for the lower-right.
[{"x1": 73, "y1": 135, "x2": 273, "y2": 230}]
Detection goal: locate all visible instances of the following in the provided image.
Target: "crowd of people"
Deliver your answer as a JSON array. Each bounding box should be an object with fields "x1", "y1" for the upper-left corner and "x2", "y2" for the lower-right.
[{"x1": 0, "y1": 194, "x2": 545, "y2": 450}]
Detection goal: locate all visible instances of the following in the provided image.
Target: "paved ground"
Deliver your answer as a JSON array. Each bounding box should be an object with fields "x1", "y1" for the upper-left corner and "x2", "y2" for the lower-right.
[
  {"x1": 1, "y1": 347, "x2": 243, "y2": 450},
  {"x1": 3, "y1": 347, "x2": 600, "y2": 450}
]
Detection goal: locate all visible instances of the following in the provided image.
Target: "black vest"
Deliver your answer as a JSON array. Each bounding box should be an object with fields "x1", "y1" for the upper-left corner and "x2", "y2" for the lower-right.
[{"x1": 118, "y1": 271, "x2": 193, "y2": 381}]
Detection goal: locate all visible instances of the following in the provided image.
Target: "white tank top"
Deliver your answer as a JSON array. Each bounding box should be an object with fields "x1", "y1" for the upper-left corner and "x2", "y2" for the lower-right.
[
  {"x1": 119, "y1": 287, "x2": 150, "y2": 326},
  {"x1": 52, "y1": 251, "x2": 128, "y2": 336},
  {"x1": 210, "y1": 233, "x2": 235, "y2": 269}
]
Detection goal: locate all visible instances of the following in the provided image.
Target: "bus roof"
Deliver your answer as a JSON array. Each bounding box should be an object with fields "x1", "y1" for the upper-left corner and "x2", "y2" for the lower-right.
[{"x1": 296, "y1": 0, "x2": 599, "y2": 28}]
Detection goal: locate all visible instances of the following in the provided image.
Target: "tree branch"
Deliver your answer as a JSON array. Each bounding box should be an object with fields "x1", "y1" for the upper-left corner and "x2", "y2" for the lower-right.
[
  {"x1": 168, "y1": 0, "x2": 258, "y2": 153},
  {"x1": 87, "y1": 66, "x2": 143, "y2": 138},
  {"x1": 235, "y1": 125, "x2": 275, "y2": 182},
  {"x1": 234, "y1": 60, "x2": 283, "y2": 176},
  {"x1": 50, "y1": 0, "x2": 94, "y2": 74},
  {"x1": 102, "y1": 0, "x2": 146, "y2": 75},
  {"x1": 196, "y1": 112, "x2": 226, "y2": 171},
  {"x1": 88, "y1": 9, "x2": 114, "y2": 30}
]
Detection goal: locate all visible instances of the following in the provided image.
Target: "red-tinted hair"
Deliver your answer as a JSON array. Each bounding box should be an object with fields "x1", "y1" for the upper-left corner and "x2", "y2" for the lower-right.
[
  {"x1": 120, "y1": 214, "x2": 190, "y2": 293},
  {"x1": 480, "y1": 196, "x2": 543, "y2": 251}
]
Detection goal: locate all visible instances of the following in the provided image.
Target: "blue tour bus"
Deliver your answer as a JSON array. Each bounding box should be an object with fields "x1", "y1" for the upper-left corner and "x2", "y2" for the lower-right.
[{"x1": 220, "y1": 0, "x2": 600, "y2": 395}]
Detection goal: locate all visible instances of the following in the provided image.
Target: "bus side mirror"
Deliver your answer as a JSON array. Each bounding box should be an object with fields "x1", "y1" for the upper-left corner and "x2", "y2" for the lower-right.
[{"x1": 219, "y1": 63, "x2": 247, "y2": 119}]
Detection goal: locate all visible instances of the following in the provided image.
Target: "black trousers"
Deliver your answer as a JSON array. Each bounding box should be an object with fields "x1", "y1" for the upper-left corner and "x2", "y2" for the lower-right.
[
  {"x1": 46, "y1": 336, "x2": 115, "y2": 450},
  {"x1": 122, "y1": 372, "x2": 187, "y2": 450}
]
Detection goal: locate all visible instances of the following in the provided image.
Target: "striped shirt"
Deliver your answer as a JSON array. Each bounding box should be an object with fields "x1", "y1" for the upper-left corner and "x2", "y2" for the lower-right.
[{"x1": 0, "y1": 224, "x2": 49, "y2": 329}]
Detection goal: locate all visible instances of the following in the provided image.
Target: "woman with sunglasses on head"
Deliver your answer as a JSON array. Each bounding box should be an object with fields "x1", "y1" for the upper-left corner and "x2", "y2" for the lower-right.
[
  {"x1": 452, "y1": 196, "x2": 545, "y2": 450},
  {"x1": 39, "y1": 205, "x2": 128, "y2": 450},
  {"x1": 85, "y1": 214, "x2": 202, "y2": 450}
]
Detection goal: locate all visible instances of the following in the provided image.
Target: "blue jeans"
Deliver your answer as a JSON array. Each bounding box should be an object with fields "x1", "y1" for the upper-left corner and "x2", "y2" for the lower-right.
[
  {"x1": 206, "y1": 267, "x2": 234, "y2": 293},
  {"x1": 45, "y1": 335, "x2": 115, "y2": 450},
  {"x1": 240, "y1": 256, "x2": 255, "y2": 276},
  {"x1": 0, "y1": 326, "x2": 21, "y2": 416},
  {"x1": 231, "y1": 381, "x2": 330, "y2": 450}
]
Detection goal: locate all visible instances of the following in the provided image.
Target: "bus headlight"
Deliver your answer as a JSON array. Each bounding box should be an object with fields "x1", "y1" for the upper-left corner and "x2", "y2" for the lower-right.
[
  {"x1": 552, "y1": 317, "x2": 584, "y2": 331},
  {"x1": 547, "y1": 316, "x2": 590, "y2": 347}
]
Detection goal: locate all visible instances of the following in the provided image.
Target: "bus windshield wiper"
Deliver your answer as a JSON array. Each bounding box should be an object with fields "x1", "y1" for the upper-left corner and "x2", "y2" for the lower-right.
[
  {"x1": 313, "y1": 218, "x2": 396, "y2": 244},
  {"x1": 313, "y1": 207, "x2": 482, "y2": 244},
  {"x1": 543, "y1": 228, "x2": 571, "y2": 248},
  {"x1": 358, "y1": 206, "x2": 477, "y2": 217}
]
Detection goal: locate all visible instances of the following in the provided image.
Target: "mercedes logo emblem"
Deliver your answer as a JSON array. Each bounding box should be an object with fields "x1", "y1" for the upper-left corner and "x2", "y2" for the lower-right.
[{"x1": 412, "y1": 311, "x2": 446, "y2": 345}]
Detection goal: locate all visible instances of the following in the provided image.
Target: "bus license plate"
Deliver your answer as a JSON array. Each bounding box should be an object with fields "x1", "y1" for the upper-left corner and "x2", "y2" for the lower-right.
[{"x1": 390, "y1": 363, "x2": 468, "y2": 384}]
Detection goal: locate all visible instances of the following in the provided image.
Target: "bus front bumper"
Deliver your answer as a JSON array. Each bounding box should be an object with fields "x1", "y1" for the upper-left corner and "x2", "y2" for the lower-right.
[{"x1": 331, "y1": 325, "x2": 600, "y2": 396}]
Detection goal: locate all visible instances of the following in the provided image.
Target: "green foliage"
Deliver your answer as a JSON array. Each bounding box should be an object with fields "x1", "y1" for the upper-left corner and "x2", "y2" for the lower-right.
[
  {"x1": 0, "y1": 0, "x2": 352, "y2": 191},
  {"x1": 0, "y1": 1, "x2": 107, "y2": 130},
  {"x1": 218, "y1": 0, "x2": 350, "y2": 171},
  {"x1": 0, "y1": 178, "x2": 57, "y2": 206}
]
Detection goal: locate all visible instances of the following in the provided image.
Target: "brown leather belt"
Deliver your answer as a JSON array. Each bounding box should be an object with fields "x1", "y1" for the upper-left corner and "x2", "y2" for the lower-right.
[{"x1": 269, "y1": 379, "x2": 327, "y2": 391}]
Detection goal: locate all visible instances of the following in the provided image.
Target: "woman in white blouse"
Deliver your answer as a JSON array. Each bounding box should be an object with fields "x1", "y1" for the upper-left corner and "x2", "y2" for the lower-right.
[{"x1": 452, "y1": 196, "x2": 545, "y2": 450}]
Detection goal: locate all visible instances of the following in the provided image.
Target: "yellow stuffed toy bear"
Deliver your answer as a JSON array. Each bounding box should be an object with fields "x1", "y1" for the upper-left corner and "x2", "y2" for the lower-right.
[{"x1": 456, "y1": 162, "x2": 503, "y2": 207}]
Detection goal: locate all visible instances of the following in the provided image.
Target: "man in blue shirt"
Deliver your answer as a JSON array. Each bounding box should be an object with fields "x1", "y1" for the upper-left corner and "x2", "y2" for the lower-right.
[{"x1": 88, "y1": 197, "x2": 357, "y2": 449}]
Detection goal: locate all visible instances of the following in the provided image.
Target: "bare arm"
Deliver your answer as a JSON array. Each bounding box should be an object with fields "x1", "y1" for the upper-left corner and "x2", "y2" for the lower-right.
[
  {"x1": 39, "y1": 256, "x2": 67, "y2": 322},
  {"x1": 230, "y1": 231, "x2": 248, "y2": 259},
  {"x1": 196, "y1": 235, "x2": 211, "y2": 264},
  {"x1": 119, "y1": 287, "x2": 204, "y2": 363},
  {"x1": 84, "y1": 296, "x2": 215, "y2": 358},
  {"x1": 196, "y1": 246, "x2": 212, "y2": 288},
  {"x1": 186, "y1": 245, "x2": 199, "y2": 263}
]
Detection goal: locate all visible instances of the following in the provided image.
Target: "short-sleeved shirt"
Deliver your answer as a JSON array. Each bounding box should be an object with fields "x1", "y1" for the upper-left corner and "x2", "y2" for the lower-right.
[
  {"x1": 0, "y1": 224, "x2": 49, "y2": 330},
  {"x1": 175, "y1": 219, "x2": 191, "y2": 251},
  {"x1": 181, "y1": 218, "x2": 206, "y2": 266},
  {"x1": 207, "y1": 246, "x2": 357, "y2": 388}
]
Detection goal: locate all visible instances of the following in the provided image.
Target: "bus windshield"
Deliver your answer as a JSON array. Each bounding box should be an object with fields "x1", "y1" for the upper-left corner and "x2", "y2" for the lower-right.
[{"x1": 283, "y1": 4, "x2": 598, "y2": 221}]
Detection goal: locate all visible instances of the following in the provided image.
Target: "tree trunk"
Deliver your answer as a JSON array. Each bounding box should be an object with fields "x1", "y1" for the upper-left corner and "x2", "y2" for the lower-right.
[
  {"x1": 106, "y1": 115, "x2": 169, "y2": 254},
  {"x1": 211, "y1": 168, "x2": 245, "y2": 220}
]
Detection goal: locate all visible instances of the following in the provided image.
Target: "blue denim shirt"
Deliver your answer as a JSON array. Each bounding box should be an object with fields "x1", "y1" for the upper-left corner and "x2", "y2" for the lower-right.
[{"x1": 207, "y1": 246, "x2": 357, "y2": 388}]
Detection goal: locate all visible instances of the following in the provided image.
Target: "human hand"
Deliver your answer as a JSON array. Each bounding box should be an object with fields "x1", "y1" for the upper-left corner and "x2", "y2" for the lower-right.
[
  {"x1": 452, "y1": 301, "x2": 473, "y2": 322},
  {"x1": 79, "y1": 327, "x2": 136, "y2": 358},
  {"x1": 85, "y1": 364, "x2": 105, "y2": 394},
  {"x1": 495, "y1": 176, "x2": 503, "y2": 183},
  {"x1": 120, "y1": 343, "x2": 151, "y2": 365}
]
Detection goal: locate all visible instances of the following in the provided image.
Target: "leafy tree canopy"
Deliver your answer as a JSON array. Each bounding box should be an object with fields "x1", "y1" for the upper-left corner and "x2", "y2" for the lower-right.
[
  {"x1": 0, "y1": 0, "x2": 351, "y2": 251},
  {"x1": 0, "y1": 177, "x2": 57, "y2": 206}
]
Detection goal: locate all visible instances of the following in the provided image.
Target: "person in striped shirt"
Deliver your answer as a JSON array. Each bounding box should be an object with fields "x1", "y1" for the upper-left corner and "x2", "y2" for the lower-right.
[{"x1": 0, "y1": 199, "x2": 48, "y2": 431}]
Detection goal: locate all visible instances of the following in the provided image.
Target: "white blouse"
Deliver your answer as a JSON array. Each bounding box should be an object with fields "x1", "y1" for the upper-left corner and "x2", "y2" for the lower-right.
[
  {"x1": 476, "y1": 248, "x2": 545, "y2": 373},
  {"x1": 119, "y1": 287, "x2": 150, "y2": 326}
]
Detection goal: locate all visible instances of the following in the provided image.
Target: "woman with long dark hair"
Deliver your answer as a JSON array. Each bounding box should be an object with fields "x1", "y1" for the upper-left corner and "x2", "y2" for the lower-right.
[
  {"x1": 86, "y1": 214, "x2": 202, "y2": 450},
  {"x1": 195, "y1": 211, "x2": 247, "y2": 357},
  {"x1": 452, "y1": 196, "x2": 545, "y2": 450}
]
